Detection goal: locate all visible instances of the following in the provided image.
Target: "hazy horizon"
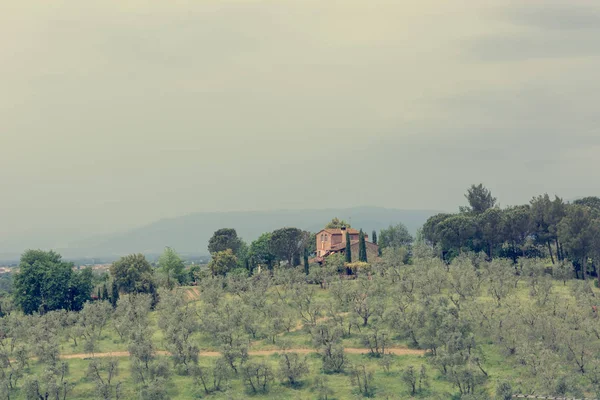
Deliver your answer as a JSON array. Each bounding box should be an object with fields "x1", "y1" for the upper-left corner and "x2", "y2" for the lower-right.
[
  {"x1": 2, "y1": 0, "x2": 599, "y2": 248},
  {"x1": 0, "y1": 205, "x2": 440, "y2": 249},
  {"x1": 0, "y1": 206, "x2": 438, "y2": 260}
]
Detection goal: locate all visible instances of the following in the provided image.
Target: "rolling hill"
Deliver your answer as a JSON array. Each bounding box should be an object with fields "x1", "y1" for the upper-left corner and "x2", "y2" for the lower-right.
[{"x1": 60, "y1": 206, "x2": 438, "y2": 259}]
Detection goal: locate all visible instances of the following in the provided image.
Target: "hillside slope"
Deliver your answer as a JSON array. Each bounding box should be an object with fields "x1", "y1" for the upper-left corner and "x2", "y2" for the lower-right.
[{"x1": 63, "y1": 206, "x2": 437, "y2": 258}]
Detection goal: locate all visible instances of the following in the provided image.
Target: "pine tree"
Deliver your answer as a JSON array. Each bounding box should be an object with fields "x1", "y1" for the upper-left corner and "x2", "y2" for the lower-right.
[
  {"x1": 345, "y1": 231, "x2": 352, "y2": 263},
  {"x1": 110, "y1": 280, "x2": 119, "y2": 309},
  {"x1": 372, "y1": 231, "x2": 377, "y2": 245},
  {"x1": 102, "y1": 284, "x2": 109, "y2": 301},
  {"x1": 303, "y1": 248, "x2": 310, "y2": 275},
  {"x1": 359, "y1": 230, "x2": 368, "y2": 262}
]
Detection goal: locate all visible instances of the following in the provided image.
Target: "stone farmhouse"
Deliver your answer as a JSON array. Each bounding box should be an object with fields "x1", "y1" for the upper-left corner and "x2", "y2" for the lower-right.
[{"x1": 315, "y1": 226, "x2": 379, "y2": 263}]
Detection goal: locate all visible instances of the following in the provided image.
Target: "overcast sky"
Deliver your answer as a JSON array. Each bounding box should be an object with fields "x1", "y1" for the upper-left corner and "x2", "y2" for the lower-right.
[{"x1": 1, "y1": 0, "x2": 599, "y2": 246}]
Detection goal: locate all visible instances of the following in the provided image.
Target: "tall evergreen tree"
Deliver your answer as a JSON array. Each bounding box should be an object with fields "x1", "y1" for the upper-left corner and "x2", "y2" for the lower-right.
[
  {"x1": 102, "y1": 284, "x2": 109, "y2": 301},
  {"x1": 372, "y1": 230, "x2": 377, "y2": 245},
  {"x1": 303, "y1": 248, "x2": 310, "y2": 275},
  {"x1": 149, "y1": 281, "x2": 159, "y2": 309},
  {"x1": 110, "y1": 280, "x2": 119, "y2": 309},
  {"x1": 345, "y1": 231, "x2": 352, "y2": 263},
  {"x1": 359, "y1": 230, "x2": 368, "y2": 262},
  {"x1": 97, "y1": 288, "x2": 102, "y2": 301}
]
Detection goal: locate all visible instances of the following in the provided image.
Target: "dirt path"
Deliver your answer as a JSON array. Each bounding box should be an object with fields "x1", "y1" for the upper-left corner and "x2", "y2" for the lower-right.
[
  {"x1": 183, "y1": 287, "x2": 200, "y2": 302},
  {"x1": 249, "y1": 313, "x2": 352, "y2": 347},
  {"x1": 60, "y1": 347, "x2": 425, "y2": 360}
]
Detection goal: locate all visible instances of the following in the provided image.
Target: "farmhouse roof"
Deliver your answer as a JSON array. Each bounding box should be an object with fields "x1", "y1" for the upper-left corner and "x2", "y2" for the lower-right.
[
  {"x1": 318, "y1": 228, "x2": 360, "y2": 235},
  {"x1": 330, "y1": 240, "x2": 360, "y2": 251}
]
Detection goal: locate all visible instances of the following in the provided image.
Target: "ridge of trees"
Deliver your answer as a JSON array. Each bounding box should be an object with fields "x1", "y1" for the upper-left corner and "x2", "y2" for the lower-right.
[{"x1": 423, "y1": 184, "x2": 600, "y2": 279}]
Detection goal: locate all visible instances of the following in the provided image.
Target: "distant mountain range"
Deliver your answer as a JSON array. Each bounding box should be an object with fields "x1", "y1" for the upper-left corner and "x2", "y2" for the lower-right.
[{"x1": 1, "y1": 207, "x2": 439, "y2": 262}]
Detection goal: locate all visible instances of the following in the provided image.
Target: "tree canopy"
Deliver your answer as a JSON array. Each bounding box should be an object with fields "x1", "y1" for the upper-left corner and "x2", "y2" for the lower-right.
[
  {"x1": 270, "y1": 228, "x2": 309, "y2": 267},
  {"x1": 13, "y1": 250, "x2": 93, "y2": 314},
  {"x1": 208, "y1": 249, "x2": 238, "y2": 276},
  {"x1": 249, "y1": 233, "x2": 276, "y2": 270},
  {"x1": 558, "y1": 205, "x2": 600, "y2": 278},
  {"x1": 573, "y1": 196, "x2": 600, "y2": 212},
  {"x1": 110, "y1": 253, "x2": 155, "y2": 295},
  {"x1": 325, "y1": 218, "x2": 351, "y2": 229},
  {"x1": 208, "y1": 228, "x2": 243, "y2": 255},
  {"x1": 379, "y1": 223, "x2": 413, "y2": 250},
  {"x1": 422, "y1": 186, "x2": 600, "y2": 276},
  {"x1": 157, "y1": 247, "x2": 187, "y2": 288},
  {"x1": 461, "y1": 183, "x2": 497, "y2": 214}
]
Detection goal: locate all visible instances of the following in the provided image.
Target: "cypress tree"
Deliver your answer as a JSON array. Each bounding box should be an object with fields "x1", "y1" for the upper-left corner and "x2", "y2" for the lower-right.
[
  {"x1": 303, "y1": 248, "x2": 310, "y2": 275},
  {"x1": 345, "y1": 231, "x2": 352, "y2": 263},
  {"x1": 372, "y1": 231, "x2": 378, "y2": 245},
  {"x1": 110, "y1": 280, "x2": 119, "y2": 308},
  {"x1": 102, "y1": 284, "x2": 109, "y2": 301},
  {"x1": 97, "y1": 288, "x2": 102, "y2": 300},
  {"x1": 359, "y1": 229, "x2": 368, "y2": 262},
  {"x1": 149, "y1": 281, "x2": 159, "y2": 310}
]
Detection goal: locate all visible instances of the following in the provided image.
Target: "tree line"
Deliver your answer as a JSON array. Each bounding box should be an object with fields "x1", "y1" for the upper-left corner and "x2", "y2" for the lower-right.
[
  {"x1": 201, "y1": 222, "x2": 410, "y2": 278},
  {"x1": 422, "y1": 184, "x2": 600, "y2": 279}
]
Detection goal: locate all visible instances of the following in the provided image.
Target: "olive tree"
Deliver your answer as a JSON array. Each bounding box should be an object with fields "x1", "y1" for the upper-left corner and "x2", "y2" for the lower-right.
[
  {"x1": 242, "y1": 361, "x2": 274, "y2": 394},
  {"x1": 157, "y1": 290, "x2": 200, "y2": 373},
  {"x1": 278, "y1": 352, "x2": 309, "y2": 387},
  {"x1": 87, "y1": 358, "x2": 122, "y2": 400}
]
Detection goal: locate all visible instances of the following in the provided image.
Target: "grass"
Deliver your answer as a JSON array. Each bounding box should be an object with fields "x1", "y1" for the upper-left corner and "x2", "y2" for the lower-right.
[{"x1": 19, "y1": 353, "x2": 439, "y2": 400}]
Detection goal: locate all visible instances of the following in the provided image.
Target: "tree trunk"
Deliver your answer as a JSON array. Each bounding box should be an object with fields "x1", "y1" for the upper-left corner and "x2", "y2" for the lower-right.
[
  {"x1": 558, "y1": 241, "x2": 564, "y2": 261},
  {"x1": 547, "y1": 241, "x2": 555, "y2": 264}
]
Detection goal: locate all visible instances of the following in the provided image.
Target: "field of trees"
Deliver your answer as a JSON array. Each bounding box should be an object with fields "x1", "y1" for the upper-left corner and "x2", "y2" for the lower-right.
[
  {"x1": 2, "y1": 186, "x2": 600, "y2": 399},
  {"x1": 2, "y1": 251, "x2": 600, "y2": 399}
]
